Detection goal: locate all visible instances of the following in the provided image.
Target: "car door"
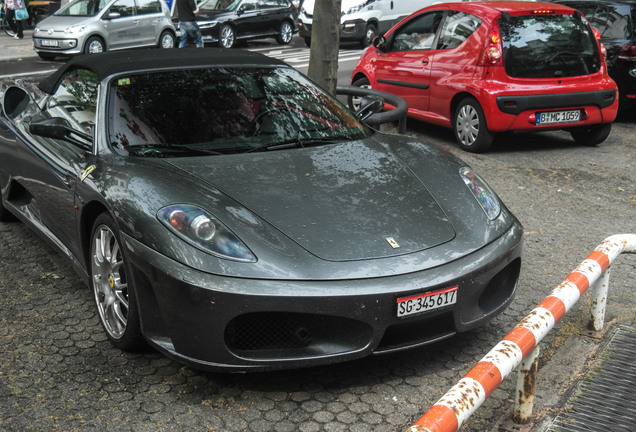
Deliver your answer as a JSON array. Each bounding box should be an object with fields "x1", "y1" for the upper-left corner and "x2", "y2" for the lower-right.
[
  {"x1": 12, "y1": 69, "x2": 98, "y2": 261},
  {"x1": 257, "y1": 0, "x2": 286, "y2": 34},
  {"x1": 427, "y1": 10, "x2": 482, "y2": 120},
  {"x1": 372, "y1": 10, "x2": 445, "y2": 113},
  {"x1": 134, "y1": 0, "x2": 165, "y2": 46},
  {"x1": 104, "y1": 0, "x2": 144, "y2": 50},
  {"x1": 0, "y1": 97, "x2": 21, "y2": 199},
  {"x1": 234, "y1": 0, "x2": 261, "y2": 37}
]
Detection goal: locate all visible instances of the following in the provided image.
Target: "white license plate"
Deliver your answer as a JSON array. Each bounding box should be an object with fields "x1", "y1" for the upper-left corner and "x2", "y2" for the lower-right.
[
  {"x1": 40, "y1": 40, "x2": 59, "y2": 47},
  {"x1": 536, "y1": 110, "x2": 580, "y2": 125},
  {"x1": 396, "y1": 285, "x2": 458, "y2": 317}
]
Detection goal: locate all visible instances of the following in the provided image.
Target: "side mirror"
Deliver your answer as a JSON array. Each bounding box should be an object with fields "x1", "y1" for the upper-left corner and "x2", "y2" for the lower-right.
[
  {"x1": 372, "y1": 36, "x2": 387, "y2": 52},
  {"x1": 3, "y1": 86, "x2": 30, "y2": 119},
  {"x1": 105, "y1": 11, "x2": 121, "y2": 19},
  {"x1": 29, "y1": 117, "x2": 92, "y2": 150},
  {"x1": 356, "y1": 95, "x2": 384, "y2": 122}
]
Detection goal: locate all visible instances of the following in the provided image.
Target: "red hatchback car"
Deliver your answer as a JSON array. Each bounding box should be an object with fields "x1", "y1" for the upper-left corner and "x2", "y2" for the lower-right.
[{"x1": 350, "y1": 1, "x2": 619, "y2": 152}]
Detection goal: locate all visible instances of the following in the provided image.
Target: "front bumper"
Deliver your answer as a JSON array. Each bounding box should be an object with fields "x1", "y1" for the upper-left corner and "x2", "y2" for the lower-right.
[
  {"x1": 33, "y1": 37, "x2": 83, "y2": 55},
  {"x1": 122, "y1": 221, "x2": 523, "y2": 372}
]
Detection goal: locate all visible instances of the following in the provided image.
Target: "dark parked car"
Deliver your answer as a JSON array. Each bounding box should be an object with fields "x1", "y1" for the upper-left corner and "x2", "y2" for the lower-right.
[
  {"x1": 552, "y1": 0, "x2": 636, "y2": 111},
  {"x1": 189, "y1": 0, "x2": 297, "y2": 48},
  {"x1": 351, "y1": 1, "x2": 619, "y2": 153},
  {"x1": 0, "y1": 49, "x2": 523, "y2": 371}
]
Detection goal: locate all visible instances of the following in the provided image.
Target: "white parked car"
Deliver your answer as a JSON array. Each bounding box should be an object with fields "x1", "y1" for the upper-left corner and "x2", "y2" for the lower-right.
[{"x1": 33, "y1": 0, "x2": 176, "y2": 60}]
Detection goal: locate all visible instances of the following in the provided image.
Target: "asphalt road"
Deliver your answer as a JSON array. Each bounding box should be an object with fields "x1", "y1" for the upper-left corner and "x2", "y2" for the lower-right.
[{"x1": 1, "y1": 39, "x2": 635, "y2": 432}]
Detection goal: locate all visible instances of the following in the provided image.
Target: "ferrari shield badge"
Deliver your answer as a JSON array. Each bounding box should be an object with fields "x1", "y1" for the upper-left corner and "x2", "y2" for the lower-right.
[{"x1": 385, "y1": 237, "x2": 400, "y2": 249}]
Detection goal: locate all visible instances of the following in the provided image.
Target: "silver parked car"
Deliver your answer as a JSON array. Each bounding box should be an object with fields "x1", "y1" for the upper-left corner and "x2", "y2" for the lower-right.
[{"x1": 33, "y1": 0, "x2": 176, "y2": 60}]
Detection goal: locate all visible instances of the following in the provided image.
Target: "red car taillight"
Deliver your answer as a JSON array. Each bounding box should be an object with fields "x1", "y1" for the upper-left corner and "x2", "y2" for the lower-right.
[
  {"x1": 618, "y1": 42, "x2": 636, "y2": 60},
  {"x1": 478, "y1": 23, "x2": 503, "y2": 66},
  {"x1": 591, "y1": 28, "x2": 608, "y2": 62}
]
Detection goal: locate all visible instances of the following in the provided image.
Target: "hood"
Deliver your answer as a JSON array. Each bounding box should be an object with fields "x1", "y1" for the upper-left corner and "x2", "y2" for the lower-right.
[
  {"x1": 167, "y1": 139, "x2": 455, "y2": 262},
  {"x1": 35, "y1": 15, "x2": 97, "y2": 31}
]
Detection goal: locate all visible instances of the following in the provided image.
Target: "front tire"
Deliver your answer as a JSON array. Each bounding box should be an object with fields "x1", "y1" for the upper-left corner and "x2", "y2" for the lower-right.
[
  {"x1": 219, "y1": 24, "x2": 235, "y2": 48},
  {"x1": 158, "y1": 30, "x2": 175, "y2": 49},
  {"x1": 348, "y1": 76, "x2": 372, "y2": 112},
  {"x1": 570, "y1": 123, "x2": 611, "y2": 146},
  {"x1": 84, "y1": 36, "x2": 105, "y2": 54},
  {"x1": 276, "y1": 21, "x2": 293, "y2": 45},
  {"x1": 90, "y1": 213, "x2": 144, "y2": 350},
  {"x1": 361, "y1": 23, "x2": 377, "y2": 48},
  {"x1": 453, "y1": 97, "x2": 494, "y2": 153}
]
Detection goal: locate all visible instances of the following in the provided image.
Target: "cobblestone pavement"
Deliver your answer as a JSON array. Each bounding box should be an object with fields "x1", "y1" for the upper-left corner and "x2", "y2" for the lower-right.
[{"x1": 1, "y1": 111, "x2": 634, "y2": 432}]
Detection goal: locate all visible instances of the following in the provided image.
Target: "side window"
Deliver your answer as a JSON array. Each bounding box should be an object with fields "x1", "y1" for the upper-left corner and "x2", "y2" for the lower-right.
[
  {"x1": 136, "y1": 0, "x2": 162, "y2": 14},
  {"x1": 109, "y1": 0, "x2": 136, "y2": 17},
  {"x1": 259, "y1": 0, "x2": 284, "y2": 9},
  {"x1": 390, "y1": 12, "x2": 444, "y2": 52},
  {"x1": 46, "y1": 69, "x2": 98, "y2": 135},
  {"x1": 438, "y1": 11, "x2": 481, "y2": 50},
  {"x1": 241, "y1": 0, "x2": 259, "y2": 11}
]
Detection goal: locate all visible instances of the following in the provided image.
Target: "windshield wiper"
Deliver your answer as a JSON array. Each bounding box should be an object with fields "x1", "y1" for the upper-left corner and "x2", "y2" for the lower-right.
[
  {"x1": 125, "y1": 144, "x2": 222, "y2": 156},
  {"x1": 248, "y1": 136, "x2": 345, "y2": 153}
]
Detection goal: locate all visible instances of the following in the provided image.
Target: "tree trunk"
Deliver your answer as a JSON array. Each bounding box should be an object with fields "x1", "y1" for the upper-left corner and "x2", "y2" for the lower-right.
[{"x1": 306, "y1": 0, "x2": 342, "y2": 95}]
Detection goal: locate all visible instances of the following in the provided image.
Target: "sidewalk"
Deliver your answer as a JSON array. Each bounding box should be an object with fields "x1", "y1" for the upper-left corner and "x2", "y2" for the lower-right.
[{"x1": 1, "y1": 29, "x2": 37, "y2": 62}]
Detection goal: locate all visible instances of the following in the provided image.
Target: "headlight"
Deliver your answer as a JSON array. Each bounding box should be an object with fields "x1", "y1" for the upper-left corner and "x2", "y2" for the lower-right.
[
  {"x1": 157, "y1": 204, "x2": 256, "y2": 262},
  {"x1": 459, "y1": 167, "x2": 501, "y2": 220},
  {"x1": 198, "y1": 20, "x2": 218, "y2": 29},
  {"x1": 64, "y1": 24, "x2": 87, "y2": 35}
]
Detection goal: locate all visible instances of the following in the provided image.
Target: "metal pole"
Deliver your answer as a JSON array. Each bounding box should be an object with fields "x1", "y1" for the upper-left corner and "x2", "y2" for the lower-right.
[
  {"x1": 589, "y1": 267, "x2": 611, "y2": 332},
  {"x1": 513, "y1": 345, "x2": 540, "y2": 424}
]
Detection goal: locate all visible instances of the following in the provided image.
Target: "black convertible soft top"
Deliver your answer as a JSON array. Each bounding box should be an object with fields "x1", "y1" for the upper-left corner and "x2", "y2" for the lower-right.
[{"x1": 38, "y1": 48, "x2": 288, "y2": 94}]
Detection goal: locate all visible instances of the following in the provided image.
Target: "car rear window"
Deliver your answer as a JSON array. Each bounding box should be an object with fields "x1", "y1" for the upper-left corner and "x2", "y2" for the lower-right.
[
  {"x1": 558, "y1": 3, "x2": 634, "y2": 40},
  {"x1": 500, "y1": 13, "x2": 601, "y2": 78}
]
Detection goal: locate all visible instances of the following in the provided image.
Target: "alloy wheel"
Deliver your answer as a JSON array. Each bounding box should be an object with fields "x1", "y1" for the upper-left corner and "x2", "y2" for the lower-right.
[
  {"x1": 278, "y1": 22, "x2": 292, "y2": 44},
  {"x1": 221, "y1": 25, "x2": 235, "y2": 48},
  {"x1": 91, "y1": 224, "x2": 129, "y2": 340}
]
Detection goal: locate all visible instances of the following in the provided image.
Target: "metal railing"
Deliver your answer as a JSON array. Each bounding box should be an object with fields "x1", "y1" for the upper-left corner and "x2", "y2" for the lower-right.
[
  {"x1": 336, "y1": 86, "x2": 408, "y2": 134},
  {"x1": 405, "y1": 234, "x2": 636, "y2": 432}
]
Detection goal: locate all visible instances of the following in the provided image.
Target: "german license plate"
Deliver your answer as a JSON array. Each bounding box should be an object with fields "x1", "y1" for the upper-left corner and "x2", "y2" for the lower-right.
[
  {"x1": 40, "y1": 40, "x2": 59, "y2": 47},
  {"x1": 536, "y1": 110, "x2": 580, "y2": 125},
  {"x1": 396, "y1": 285, "x2": 458, "y2": 317}
]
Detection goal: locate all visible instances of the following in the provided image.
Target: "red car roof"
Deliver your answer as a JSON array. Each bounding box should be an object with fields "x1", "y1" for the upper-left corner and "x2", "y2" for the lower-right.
[{"x1": 416, "y1": 1, "x2": 577, "y2": 17}]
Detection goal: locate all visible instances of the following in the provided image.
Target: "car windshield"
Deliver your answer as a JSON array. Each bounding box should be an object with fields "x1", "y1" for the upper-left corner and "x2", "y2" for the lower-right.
[
  {"x1": 55, "y1": 0, "x2": 110, "y2": 17},
  {"x1": 500, "y1": 13, "x2": 601, "y2": 78},
  {"x1": 198, "y1": 0, "x2": 240, "y2": 12},
  {"x1": 107, "y1": 67, "x2": 370, "y2": 157}
]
